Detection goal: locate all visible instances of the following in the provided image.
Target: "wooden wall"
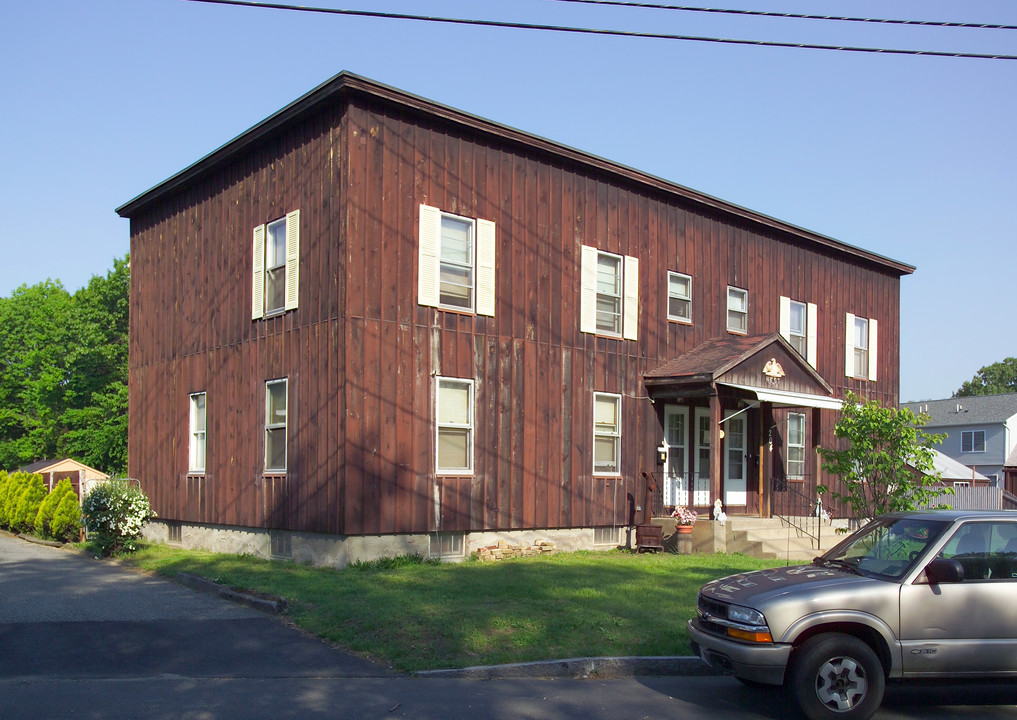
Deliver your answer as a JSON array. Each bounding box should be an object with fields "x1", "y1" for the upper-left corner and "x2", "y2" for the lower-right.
[{"x1": 127, "y1": 88, "x2": 905, "y2": 536}]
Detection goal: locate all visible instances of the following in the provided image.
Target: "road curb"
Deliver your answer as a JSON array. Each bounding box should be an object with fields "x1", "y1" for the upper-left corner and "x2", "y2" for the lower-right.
[
  {"x1": 417, "y1": 655, "x2": 718, "y2": 679},
  {"x1": 174, "y1": 572, "x2": 288, "y2": 615}
]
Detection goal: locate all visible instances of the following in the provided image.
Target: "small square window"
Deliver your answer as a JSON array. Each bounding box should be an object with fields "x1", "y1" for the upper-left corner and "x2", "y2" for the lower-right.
[
  {"x1": 727, "y1": 286, "x2": 747, "y2": 334},
  {"x1": 271, "y1": 531, "x2": 292, "y2": 558},
  {"x1": 961, "y1": 430, "x2": 985, "y2": 453},
  {"x1": 429, "y1": 532, "x2": 465, "y2": 559},
  {"x1": 594, "y1": 526, "x2": 619, "y2": 546},
  {"x1": 667, "y1": 272, "x2": 692, "y2": 323}
]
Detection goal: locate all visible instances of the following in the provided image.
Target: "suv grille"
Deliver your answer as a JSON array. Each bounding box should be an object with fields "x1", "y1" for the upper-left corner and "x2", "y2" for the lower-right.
[{"x1": 697, "y1": 593, "x2": 731, "y2": 635}]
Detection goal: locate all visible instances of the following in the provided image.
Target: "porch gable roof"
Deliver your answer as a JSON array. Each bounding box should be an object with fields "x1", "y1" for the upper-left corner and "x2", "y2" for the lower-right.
[{"x1": 644, "y1": 334, "x2": 838, "y2": 408}]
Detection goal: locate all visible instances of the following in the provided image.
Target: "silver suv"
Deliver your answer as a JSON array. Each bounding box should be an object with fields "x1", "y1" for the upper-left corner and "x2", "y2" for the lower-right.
[{"x1": 688, "y1": 510, "x2": 1017, "y2": 720}]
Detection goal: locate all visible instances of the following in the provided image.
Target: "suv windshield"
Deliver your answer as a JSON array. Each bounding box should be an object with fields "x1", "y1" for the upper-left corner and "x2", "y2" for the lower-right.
[{"x1": 822, "y1": 517, "x2": 950, "y2": 580}]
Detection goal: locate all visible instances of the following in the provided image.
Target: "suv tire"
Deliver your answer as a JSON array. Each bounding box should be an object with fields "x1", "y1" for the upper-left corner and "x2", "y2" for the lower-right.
[{"x1": 789, "y1": 633, "x2": 885, "y2": 720}]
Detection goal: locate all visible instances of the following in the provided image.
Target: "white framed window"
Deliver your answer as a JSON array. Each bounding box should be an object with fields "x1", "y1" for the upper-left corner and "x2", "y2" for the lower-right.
[
  {"x1": 961, "y1": 430, "x2": 985, "y2": 453},
  {"x1": 188, "y1": 392, "x2": 206, "y2": 473},
  {"x1": 779, "y1": 296, "x2": 818, "y2": 366},
  {"x1": 252, "y1": 210, "x2": 300, "y2": 319},
  {"x1": 667, "y1": 272, "x2": 692, "y2": 323},
  {"x1": 787, "y1": 412, "x2": 806, "y2": 479},
  {"x1": 845, "y1": 313, "x2": 878, "y2": 381},
  {"x1": 265, "y1": 379, "x2": 288, "y2": 473},
  {"x1": 727, "y1": 286, "x2": 748, "y2": 334},
  {"x1": 429, "y1": 531, "x2": 466, "y2": 559},
  {"x1": 436, "y1": 377, "x2": 474, "y2": 474},
  {"x1": 580, "y1": 246, "x2": 638, "y2": 340},
  {"x1": 593, "y1": 392, "x2": 621, "y2": 475},
  {"x1": 418, "y1": 205, "x2": 495, "y2": 316}
]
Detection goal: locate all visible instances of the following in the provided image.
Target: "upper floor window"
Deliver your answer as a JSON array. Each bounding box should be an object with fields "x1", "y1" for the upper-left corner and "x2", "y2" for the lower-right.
[
  {"x1": 779, "y1": 296, "x2": 818, "y2": 367},
  {"x1": 265, "y1": 379, "x2": 288, "y2": 473},
  {"x1": 436, "y1": 377, "x2": 474, "y2": 474},
  {"x1": 845, "y1": 313, "x2": 878, "y2": 381},
  {"x1": 580, "y1": 246, "x2": 638, "y2": 340},
  {"x1": 667, "y1": 272, "x2": 692, "y2": 324},
  {"x1": 727, "y1": 286, "x2": 748, "y2": 334},
  {"x1": 189, "y1": 392, "x2": 206, "y2": 474},
  {"x1": 418, "y1": 204, "x2": 496, "y2": 316},
  {"x1": 252, "y1": 210, "x2": 300, "y2": 319},
  {"x1": 593, "y1": 392, "x2": 621, "y2": 475},
  {"x1": 787, "y1": 412, "x2": 805, "y2": 479},
  {"x1": 961, "y1": 430, "x2": 986, "y2": 453}
]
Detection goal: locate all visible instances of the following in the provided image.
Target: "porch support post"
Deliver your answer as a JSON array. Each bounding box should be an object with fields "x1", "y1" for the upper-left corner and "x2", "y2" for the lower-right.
[
  {"x1": 760, "y1": 401, "x2": 771, "y2": 518},
  {"x1": 710, "y1": 388, "x2": 722, "y2": 509}
]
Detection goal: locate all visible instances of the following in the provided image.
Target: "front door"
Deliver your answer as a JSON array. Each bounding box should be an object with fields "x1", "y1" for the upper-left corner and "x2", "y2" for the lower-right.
[
  {"x1": 725, "y1": 411, "x2": 747, "y2": 508},
  {"x1": 662, "y1": 406, "x2": 689, "y2": 507},
  {"x1": 692, "y1": 408, "x2": 711, "y2": 507}
]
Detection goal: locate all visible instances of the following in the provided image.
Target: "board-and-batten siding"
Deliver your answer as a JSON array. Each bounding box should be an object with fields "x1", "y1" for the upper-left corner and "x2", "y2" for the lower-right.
[{"x1": 127, "y1": 92, "x2": 903, "y2": 537}]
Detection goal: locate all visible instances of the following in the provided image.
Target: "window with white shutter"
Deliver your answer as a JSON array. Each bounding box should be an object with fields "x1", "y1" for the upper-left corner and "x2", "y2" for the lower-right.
[
  {"x1": 845, "y1": 313, "x2": 878, "y2": 381},
  {"x1": 252, "y1": 210, "x2": 300, "y2": 320},
  {"x1": 779, "y1": 296, "x2": 818, "y2": 367},
  {"x1": 580, "y1": 246, "x2": 639, "y2": 340},
  {"x1": 418, "y1": 204, "x2": 495, "y2": 316}
]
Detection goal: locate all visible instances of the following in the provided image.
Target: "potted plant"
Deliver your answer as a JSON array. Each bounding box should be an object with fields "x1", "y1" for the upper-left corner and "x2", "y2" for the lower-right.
[{"x1": 671, "y1": 506, "x2": 697, "y2": 534}]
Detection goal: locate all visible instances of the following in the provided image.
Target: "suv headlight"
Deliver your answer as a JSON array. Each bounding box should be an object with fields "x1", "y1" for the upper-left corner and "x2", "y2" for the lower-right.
[{"x1": 727, "y1": 604, "x2": 765, "y2": 626}]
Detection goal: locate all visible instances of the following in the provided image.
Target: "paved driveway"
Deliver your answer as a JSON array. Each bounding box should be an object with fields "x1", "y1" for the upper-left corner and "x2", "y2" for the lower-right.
[{"x1": 0, "y1": 532, "x2": 387, "y2": 684}]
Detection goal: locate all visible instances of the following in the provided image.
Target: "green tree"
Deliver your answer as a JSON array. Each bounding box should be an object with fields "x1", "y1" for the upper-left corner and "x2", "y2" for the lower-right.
[
  {"x1": 59, "y1": 255, "x2": 130, "y2": 474},
  {"x1": 955, "y1": 357, "x2": 1017, "y2": 397},
  {"x1": 0, "y1": 282, "x2": 74, "y2": 469},
  {"x1": 817, "y1": 392, "x2": 951, "y2": 520}
]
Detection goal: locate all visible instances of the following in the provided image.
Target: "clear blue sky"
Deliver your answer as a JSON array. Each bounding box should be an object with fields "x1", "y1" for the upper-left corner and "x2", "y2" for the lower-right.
[{"x1": 3, "y1": 0, "x2": 1014, "y2": 402}]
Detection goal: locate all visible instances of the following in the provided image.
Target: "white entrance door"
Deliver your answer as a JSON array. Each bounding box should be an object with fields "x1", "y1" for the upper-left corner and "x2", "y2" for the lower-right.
[
  {"x1": 725, "y1": 411, "x2": 747, "y2": 506},
  {"x1": 692, "y1": 408, "x2": 711, "y2": 506},
  {"x1": 663, "y1": 406, "x2": 689, "y2": 507}
]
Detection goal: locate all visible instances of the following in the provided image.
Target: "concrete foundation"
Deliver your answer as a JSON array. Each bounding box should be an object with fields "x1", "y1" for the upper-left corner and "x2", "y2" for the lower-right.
[{"x1": 143, "y1": 521, "x2": 617, "y2": 569}]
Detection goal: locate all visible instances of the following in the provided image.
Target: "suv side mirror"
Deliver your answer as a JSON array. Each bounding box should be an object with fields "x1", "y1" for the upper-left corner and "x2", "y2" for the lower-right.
[{"x1": 925, "y1": 558, "x2": 965, "y2": 584}]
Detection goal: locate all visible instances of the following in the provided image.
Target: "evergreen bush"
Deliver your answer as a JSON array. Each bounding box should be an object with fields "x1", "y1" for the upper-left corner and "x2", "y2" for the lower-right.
[
  {"x1": 34, "y1": 478, "x2": 79, "y2": 541},
  {"x1": 12, "y1": 474, "x2": 45, "y2": 534},
  {"x1": 0, "y1": 470, "x2": 11, "y2": 528},
  {"x1": 81, "y1": 478, "x2": 154, "y2": 556},
  {"x1": 51, "y1": 490, "x2": 82, "y2": 542}
]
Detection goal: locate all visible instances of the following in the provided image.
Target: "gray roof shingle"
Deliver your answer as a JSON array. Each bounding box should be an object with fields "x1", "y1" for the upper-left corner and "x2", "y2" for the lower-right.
[{"x1": 902, "y1": 393, "x2": 1017, "y2": 427}]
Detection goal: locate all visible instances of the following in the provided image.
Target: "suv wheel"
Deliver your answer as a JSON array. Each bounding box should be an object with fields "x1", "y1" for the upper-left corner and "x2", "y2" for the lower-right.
[{"x1": 790, "y1": 633, "x2": 885, "y2": 720}]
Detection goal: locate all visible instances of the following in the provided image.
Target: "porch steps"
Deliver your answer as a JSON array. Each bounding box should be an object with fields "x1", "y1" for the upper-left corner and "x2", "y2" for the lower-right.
[{"x1": 722, "y1": 517, "x2": 851, "y2": 563}]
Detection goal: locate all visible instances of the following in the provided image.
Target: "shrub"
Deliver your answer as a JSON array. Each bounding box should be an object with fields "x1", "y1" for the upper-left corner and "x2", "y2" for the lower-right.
[
  {"x1": 51, "y1": 491, "x2": 82, "y2": 542},
  {"x1": 12, "y1": 474, "x2": 46, "y2": 534},
  {"x1": 81, "y1": 478, "x2": 154, "y2": 556},
  {"x1": 0, "y1": 470, "x2": 11, "y2": 528},
  {"x1": 34, "y1": 478, "x2": 79, "y2": 541}
]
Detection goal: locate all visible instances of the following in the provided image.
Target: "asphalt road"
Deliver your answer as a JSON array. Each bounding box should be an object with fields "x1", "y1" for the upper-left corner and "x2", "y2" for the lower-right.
[{"x1": 2, "y1": 533, "x2": 1015, "y2": 720}]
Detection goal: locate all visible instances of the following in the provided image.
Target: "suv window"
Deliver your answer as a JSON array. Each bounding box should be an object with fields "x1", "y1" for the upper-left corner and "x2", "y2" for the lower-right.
[{"x1": 937, "y1": 522, "x2": 1017, "y2": 581}]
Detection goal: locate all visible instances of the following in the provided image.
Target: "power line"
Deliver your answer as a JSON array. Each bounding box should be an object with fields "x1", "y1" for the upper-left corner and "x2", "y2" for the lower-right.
[
  {"x1": 548, "y1": 0, "x2": 1017, "y2": 32},
  {"x1": 181, "y1": 0, "x2": 1017, "y2": 61}
]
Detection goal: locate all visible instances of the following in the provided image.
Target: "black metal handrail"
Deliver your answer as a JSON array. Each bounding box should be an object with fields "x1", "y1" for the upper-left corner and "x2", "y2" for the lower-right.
[{"x1": 771, "y1": 475, "x2": 823, "y2": 549}]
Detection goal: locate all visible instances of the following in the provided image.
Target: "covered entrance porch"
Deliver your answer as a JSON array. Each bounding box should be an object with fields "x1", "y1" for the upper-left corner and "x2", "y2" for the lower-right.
[{"x1": 643, "y1": 333, "x2": 842, "y2": 520}]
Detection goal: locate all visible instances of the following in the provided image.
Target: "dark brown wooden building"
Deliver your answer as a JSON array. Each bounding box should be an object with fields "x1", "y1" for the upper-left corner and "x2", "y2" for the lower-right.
[{"x1": 117, "y1": 72, "x2": 914, "y2": 563}]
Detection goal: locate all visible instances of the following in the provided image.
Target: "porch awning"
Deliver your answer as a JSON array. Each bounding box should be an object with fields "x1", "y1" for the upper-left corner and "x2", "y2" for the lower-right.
[{"x1": 720, "y1": 382, "x2": 843, "y2": 411}]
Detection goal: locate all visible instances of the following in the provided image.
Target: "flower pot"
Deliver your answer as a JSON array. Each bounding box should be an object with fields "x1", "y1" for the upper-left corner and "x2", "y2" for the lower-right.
[{"x1": 676, "y1": 524, "x2": 694, "y2": 534}]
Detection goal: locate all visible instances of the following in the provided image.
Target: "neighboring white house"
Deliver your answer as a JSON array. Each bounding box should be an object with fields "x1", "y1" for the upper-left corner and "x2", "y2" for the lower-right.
[{"x1": 902, "y1": 393, "x2": 1017, "y2": 486}]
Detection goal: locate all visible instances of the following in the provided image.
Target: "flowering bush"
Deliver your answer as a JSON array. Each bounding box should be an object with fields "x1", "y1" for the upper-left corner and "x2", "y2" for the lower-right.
[
  {"x1": 81, "y1": 478, "x2": 155, "y2": 556},
  {"x1": 671, "y1": 506, "x2": 698, "y2": 527}
]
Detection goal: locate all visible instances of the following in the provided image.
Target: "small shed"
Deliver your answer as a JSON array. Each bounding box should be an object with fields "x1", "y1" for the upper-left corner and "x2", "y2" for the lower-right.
[{"x1": 16, "y1": 459, "x2": 109, "y2": 501}]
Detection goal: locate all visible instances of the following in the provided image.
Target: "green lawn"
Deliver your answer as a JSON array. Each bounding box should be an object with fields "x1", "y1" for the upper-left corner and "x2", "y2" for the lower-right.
[{"x1": 124, "y1": 545, "x2": 784, "y2": 673}]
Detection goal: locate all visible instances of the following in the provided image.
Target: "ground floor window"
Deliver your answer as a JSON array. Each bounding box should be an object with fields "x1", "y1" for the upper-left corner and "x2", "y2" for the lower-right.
[{"x1": 593, "y1": 392, "x2": 621, "y2": 475}]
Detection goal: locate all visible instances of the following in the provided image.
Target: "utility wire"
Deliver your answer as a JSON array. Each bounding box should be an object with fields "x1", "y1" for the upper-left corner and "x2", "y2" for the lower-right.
[
  {"x1": 548, "y1": 0, "x2": 1017, "y2": 32},
  {"x1": 182, "y1": 0, "x2": 1017, "y2": 61}
]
